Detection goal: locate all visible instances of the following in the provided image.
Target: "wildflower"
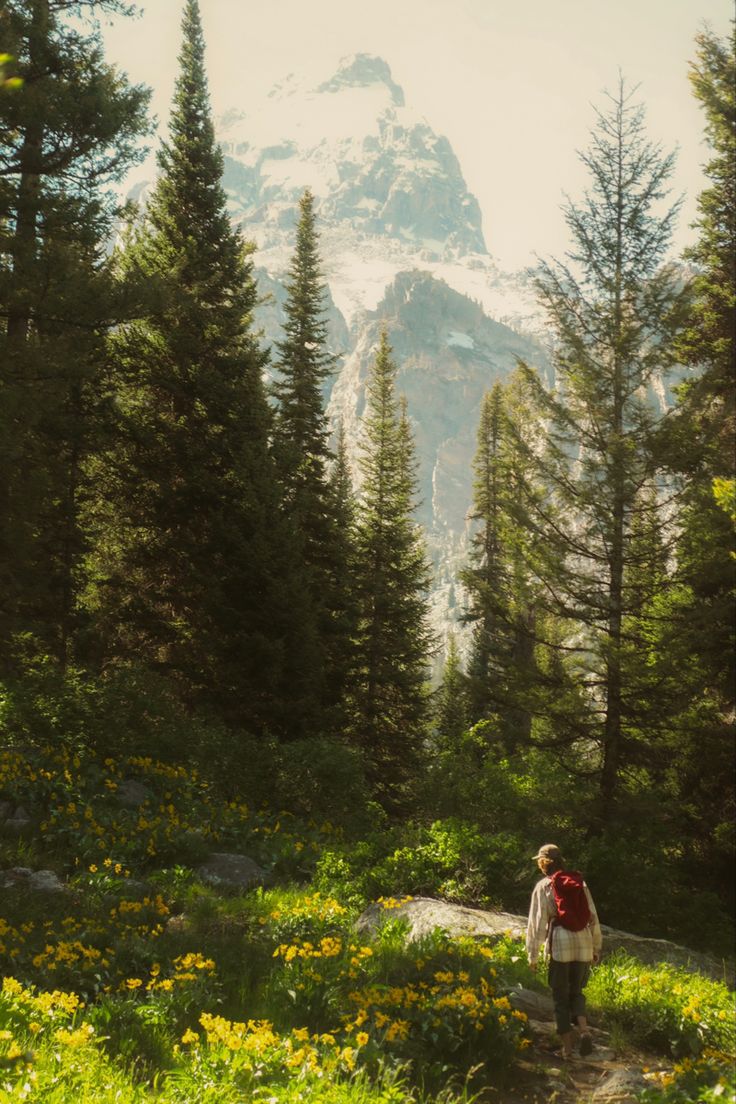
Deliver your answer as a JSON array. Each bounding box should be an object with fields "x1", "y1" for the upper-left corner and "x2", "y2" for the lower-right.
[{"x1": 53, "y1": 1024, "x2": 94, "y2": 1048}]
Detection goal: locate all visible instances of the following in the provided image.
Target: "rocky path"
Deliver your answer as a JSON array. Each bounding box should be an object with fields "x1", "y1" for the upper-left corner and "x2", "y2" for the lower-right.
[{"x1": 487, "y1": 1019, "x2": 668, "y2": 1104}]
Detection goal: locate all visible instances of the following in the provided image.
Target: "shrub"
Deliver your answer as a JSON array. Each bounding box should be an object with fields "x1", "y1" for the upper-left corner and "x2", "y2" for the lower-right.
[{"x1": 586, "y1": 951, "x2": 735, "y2": 1058}]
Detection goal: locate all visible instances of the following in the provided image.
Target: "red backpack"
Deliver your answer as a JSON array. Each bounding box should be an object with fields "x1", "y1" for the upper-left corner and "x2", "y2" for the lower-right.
[{"x1": 549, "y1": 870, "x2": 591, "y2": 931}]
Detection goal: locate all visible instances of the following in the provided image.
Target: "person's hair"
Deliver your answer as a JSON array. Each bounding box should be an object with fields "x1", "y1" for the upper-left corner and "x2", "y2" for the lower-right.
[{"x1": 539, "y1": 856, "x2": 563, "y2": 875}]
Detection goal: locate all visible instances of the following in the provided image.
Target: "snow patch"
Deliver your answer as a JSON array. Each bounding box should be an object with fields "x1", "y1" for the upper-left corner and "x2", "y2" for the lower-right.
[{"x1": 447, "y1": 331, "x2": 475, "y2": 350}]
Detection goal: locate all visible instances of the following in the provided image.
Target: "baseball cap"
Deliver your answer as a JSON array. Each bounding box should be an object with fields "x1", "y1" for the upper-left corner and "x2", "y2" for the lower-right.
[{"x1": 532, "y1": 843, "x2": 563, "y2": 862}]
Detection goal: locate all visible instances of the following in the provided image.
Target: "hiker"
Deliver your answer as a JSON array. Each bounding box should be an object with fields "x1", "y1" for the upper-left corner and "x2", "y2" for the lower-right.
[{"x1": 525, "y1": 843, "x2": 602, "y2": 1059}]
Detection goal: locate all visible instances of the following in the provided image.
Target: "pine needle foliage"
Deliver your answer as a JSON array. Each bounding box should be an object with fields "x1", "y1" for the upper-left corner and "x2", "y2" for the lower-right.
[
  {"x1": 514, "y1": 79, "x2": 690, "y2": 822},
  {"x1": 82, "y1": 0, "x2": 283, "y2": 732},
  {"x1": 350, "y1": 330, "x2": 433, "y2": 811},
  {"x1": 271, "y1": 190, "x2": 355, "y2": 738},
  {"x1": 0, "y1": 0, "x2": 150, "y2": 671}
]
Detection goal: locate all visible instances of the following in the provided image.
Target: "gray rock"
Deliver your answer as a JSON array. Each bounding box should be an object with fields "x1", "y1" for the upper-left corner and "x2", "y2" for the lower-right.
[
  {"x1": 3, "y1": 806, "x2": 32, "y2": 834},
  {"x1": 527, "y1": 1017, "x2": 557, "y2": 1038},
  {"x1": 590, "y1": 1047, "x2": 617, "y2": 1062},
  {"x1": 355, "y1": 895, "x2": 525, "y2": 942},
  {"x1": 0, "y1": 866, "x2": 32, "y2": 882},
  {"x1": 355, "y1": 896, "x2": 730, "y2": 983},
  {"x1": 116, "y1": 780, "x2": 153, "y2": 808},
  {"x1": 599, "y1": 924, "x2": 729, "y2": 984},
  {"x1": 0, "y1": 867, "x2": 65, "y2": 893},
  {"x1": 508, "y1": 986, "x2": 555, "y2": 1022},
  {"x1": 196, "y1": 853, "x2": 267, "y2": 891},
  {"x1": 0, "y1": 799, "x2": 13, "y2": 820},
  {"x1": 592, "y1": 1068, "x2": 649, "y2": 1102}
]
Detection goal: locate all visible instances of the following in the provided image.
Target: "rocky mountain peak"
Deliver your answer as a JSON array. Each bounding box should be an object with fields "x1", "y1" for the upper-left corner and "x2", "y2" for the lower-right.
[
  {"x1": 316, "y1": 54, "x2": 405, "y2": 107},
  {"x1": 216, "y1": 53, "x2": 486, "y2": 260}
]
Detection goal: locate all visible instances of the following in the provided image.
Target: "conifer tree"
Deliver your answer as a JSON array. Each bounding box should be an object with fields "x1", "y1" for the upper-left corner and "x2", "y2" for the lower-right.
[
  {"x1": 350, "y1": 330, "x2": 432, "y2": 809},
  {"x1": 324, "y1": 423, "x2": 360, "y2": 732},
  {"x1": 654, "y1": 26, "x2": 735, "y2": 908},
  {"x1": 271, "y1": 189, "x2": 349, "y2": 737},
  {"x1": 461, "y1": 384, "x2": 515, "y2": 730},
  {"x1": 460, "y1": 381, "x2": 538, "y2": 750},
  {"x1": 83, "y1": 0, "x2": 282, "y2": 730},
  {"x1": 515, "y1": 80, "x2": 689, "y2": 822},
  {"x1": 0, "y1": 0, "x2": 149, "y2": 671},
  {"x1": 434, "y1": 634, "x2": 469, "y2": 746}
]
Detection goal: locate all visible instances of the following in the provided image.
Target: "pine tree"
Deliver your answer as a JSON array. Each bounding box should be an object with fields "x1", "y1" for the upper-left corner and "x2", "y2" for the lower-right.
[
  {"x1": 350, "y1": 330, "x2": 432, "y2": 810},
  {"x1": 515, "y1": 80, "x2": 689, "y2": 822},
  {"x1": 673, "y1": 24, "x2": 735, "y2": 482},
  {"x1": 461, "y1": 384, "x2": 517, "y2": 734},
  {"x1": 653, "y1": 26, "x2": 735, "y2": 913},
  {"x1": 82, "y1": 0, "x2": 282, "y2": 731},
  {"x1": 271, "y1": 189, "x2": 348, "y2": 738},
  {"x1": 460, "y1": 380, "x2": 539, "y2": 751},
  {"x1": 433, "y1": 634, "x2": 469, "y2": 746},
  {"x1": 324, "y1": 423, "x2": 360, "y2": 733},
  {"x1": 0, "y1": 0, "x2": 149, "y2": 671},
  {"x1": 273, "y1": 189, "x2": 336, "y2": 494}
]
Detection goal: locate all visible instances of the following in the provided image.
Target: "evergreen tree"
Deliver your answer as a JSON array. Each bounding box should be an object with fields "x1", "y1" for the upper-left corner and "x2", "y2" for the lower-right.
[
  {"x1": 515, "y1": 80, "x2": 689, "y2": 823},
  {"x1": 461, "y1": 384, "x2": 516, "y2": 736},
  {"x1": 271, "y1": 189, "x2": 349, "y2": 738},
  {"x1": 324, "y1": 423, "x2": 360, "y2": 733},
  {"x1": 460, "y1": 380, "x2": 539, "y2": 750},
  {"x1": 83, "y1": 0, "x2": 282, "y2": 731},
  {"x1": 433, "y1": 633, "x2": 469, "y2": 746},
  {"x1": 0, "y1": 0, "x2": 149, "y2": 671},
  {"x1": 653, "y1": 26, "x2": 736, "y2": 913},
  {"x1": 673, "y1": 24, "x2": 735, "y2": 482},
  {"x1": 350, "y1": 330, "x2": 432, "y2": 810}
]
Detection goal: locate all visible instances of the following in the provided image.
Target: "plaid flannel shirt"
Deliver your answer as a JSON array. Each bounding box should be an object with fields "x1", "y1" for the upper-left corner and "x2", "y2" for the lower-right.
[{"x1": 525, "y1": 876, "x2": 603, "y2": 965}]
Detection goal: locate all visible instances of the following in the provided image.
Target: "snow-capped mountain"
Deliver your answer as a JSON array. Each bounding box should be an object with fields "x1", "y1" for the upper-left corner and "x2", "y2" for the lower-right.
[
  {"x1": 212, "y1": 53, "x2": 551, "y2": 661},
  {"x1": 156, "y1": 52, "x2": 551, "y2": 662},
  {"x1": 219, "y1": 53, "x2": 540, "y2": 335}
]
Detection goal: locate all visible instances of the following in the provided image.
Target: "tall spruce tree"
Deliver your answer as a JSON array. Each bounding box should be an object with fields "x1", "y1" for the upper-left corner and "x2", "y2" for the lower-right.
[
  {"x1": 350, "y1": 330, "x2": 432, "y2": 810},
  {"x1": 461, "y1": 385, "x2": 515, "y2": 736},
  {"x1": 0, "y1": 0, "x2": 149, "y2": 671},
  {"x1": 271, "y1": 189, "x2": 350, "y2": 738},
  {"x1": 324, "y1": 423, "x2": 360, "y2": 732},
  {"x1": 654, "y1": 26, "x2": 735, "y2": 912},
  {"x1": 460, "y1": 379, "x2": 542, "y2": 751},
  {"x1": 83, "y1": 0, "x2": 282, "y2": 731},
  {"x1": 515, "y1": 80, "x2": 689, "y2": 823},
  {"x1": 433, "y1": 633, "x2": 469, "y2": 746}
]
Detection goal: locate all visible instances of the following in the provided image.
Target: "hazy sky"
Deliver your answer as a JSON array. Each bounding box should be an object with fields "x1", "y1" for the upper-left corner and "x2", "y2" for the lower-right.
[{"x1": 100, "y1": 0, "x2": 732, "y2": 271}]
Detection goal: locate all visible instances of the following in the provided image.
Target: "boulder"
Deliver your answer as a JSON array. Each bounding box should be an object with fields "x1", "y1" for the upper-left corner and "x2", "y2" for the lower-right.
[
  {"x1": 196, "y1": 853, "x2": 268, "y2": 892},
  {"x1": 508, "y1": 986, "x2": 555, "y2": 1021},
  {"x1": 354, "y1": 897, "x2": 730, "y2": 982},
  {"x1": 592, "y1": 1068, "x2": 649, "y2": 1102},
  {"x1": 116, "y1": 780, "x2": 154, "y2": 808},
  {"x1": 355, "y1": 895, "x2": 525, "y2": 942},
  {"x1": 2, "y1": 805, "x2": 32, "y2": 834},
  {"x1": 599, "y1": 924, "x2": 729, "y2": 983},
  {"x1": 0, "y1": 867, "x2": 65, "y2": 893}
]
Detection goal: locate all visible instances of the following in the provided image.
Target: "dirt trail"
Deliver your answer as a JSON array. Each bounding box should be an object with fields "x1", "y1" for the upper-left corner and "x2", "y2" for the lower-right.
[{"x1": 484, "y1": 1022, "x2": 669, "y2": 1103}]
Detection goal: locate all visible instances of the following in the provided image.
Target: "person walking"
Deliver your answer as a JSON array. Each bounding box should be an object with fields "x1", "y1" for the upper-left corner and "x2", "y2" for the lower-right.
[{"x1": 525, "y1": 843, "x2": 602, "y2": 1059}]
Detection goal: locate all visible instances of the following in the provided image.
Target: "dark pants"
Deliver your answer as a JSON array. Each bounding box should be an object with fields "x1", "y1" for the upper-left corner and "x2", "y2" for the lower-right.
[{"x1": 548, "y1": 959, "x2": 591, "y2": 1035}]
